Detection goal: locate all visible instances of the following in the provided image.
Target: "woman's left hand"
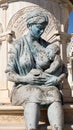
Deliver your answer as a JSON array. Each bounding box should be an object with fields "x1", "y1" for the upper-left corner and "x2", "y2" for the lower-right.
[{"x1": 39, "y1": 72, "x2": 58, "y2": 86}]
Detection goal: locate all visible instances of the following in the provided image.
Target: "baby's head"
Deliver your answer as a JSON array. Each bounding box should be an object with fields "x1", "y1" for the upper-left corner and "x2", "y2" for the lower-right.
[{"x1": 46, "y1": 44, "x2": 60, "y2": 60}]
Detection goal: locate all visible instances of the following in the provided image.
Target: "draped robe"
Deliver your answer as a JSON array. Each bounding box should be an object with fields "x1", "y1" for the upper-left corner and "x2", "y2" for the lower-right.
[{"x1": 6, "y1": 36, "x2": 61, "y2": 106}]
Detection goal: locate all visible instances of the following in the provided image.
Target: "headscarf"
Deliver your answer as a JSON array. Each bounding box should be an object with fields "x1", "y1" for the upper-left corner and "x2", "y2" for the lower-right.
[{"x1": 26, "y1": 9, "x2": 48, "y2": 26}]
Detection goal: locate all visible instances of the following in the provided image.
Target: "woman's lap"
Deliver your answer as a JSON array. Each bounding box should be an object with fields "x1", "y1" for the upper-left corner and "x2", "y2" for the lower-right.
[{"x1": 11, "y1": 84, "x2": 61, "y2": 106}]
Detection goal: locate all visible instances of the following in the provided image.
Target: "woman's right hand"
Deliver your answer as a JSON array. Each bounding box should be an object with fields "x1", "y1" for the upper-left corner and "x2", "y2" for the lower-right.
[{"x1": 25, "y1": 72, "x2": 46, "y2": 85}]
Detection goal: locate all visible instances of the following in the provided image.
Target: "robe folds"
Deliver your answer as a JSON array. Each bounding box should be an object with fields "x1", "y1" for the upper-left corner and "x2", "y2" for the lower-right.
[{"x1": 6, "y1": 36, "x2": 61, "y2": 106}]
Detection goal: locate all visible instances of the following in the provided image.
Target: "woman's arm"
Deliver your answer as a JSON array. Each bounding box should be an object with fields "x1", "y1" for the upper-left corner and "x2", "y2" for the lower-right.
[
  {"x1": 6, "y1": 70, "x2": 47, "y2": 85},
  {"x1": 6, "y1": 71, "x2": 27, "y2": 83},
  {"x1": 5, "y1": 40, "x2": 28, "y2": 84}
]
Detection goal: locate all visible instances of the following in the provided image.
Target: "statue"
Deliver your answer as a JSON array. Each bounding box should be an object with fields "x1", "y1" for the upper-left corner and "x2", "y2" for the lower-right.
[{"x1": 5, "y1": 9, "x2": 67, "y2": 130}]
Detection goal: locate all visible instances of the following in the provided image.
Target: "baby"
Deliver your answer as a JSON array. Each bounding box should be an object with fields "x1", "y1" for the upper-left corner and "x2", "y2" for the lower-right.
[
  {"x1": 30, "y1": 44, "x2": 67, "y2": 89},
  {"x1": 45, "y1": 44, "x2": 66, "y2": 79},
  {"x1": 44, "y1": 44, "x2": 67, "y2": 88}
]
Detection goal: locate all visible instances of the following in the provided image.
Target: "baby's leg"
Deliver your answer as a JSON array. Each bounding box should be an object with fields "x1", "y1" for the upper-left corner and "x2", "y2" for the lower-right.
[{"x1": 58, "y1": 73, "x2": 66, "y2": 83}]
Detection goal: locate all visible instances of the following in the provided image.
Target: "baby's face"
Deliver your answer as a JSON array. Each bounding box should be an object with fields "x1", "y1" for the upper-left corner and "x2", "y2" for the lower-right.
[{"x1": 46, "y1": 50, "x2": 55, "y2": 61}]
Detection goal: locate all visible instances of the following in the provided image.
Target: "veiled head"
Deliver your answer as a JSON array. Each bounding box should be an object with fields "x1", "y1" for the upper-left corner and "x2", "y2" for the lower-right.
[
  {"x1": 26, "y1": 9, "x2": 48, "y2": 27},
  {"x1": 26, "y1": 9, "x2": 48, "y2": 38}
]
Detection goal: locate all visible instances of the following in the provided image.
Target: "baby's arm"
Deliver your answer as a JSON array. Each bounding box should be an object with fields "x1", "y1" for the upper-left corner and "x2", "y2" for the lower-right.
[{"x1": 45, "y1": 55, "x2": 61, "y2": 74}]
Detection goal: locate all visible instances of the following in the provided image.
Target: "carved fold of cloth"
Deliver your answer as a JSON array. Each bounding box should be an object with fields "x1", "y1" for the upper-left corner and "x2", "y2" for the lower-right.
[
  {"x1": 11, "y1": 85, "x2": 61, "y2": 106},
  {"x1": 6, "y1": 36, "x2": 62, "y2": 106}
]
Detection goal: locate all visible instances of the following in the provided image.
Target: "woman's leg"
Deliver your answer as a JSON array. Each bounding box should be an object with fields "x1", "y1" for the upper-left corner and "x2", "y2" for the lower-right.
[
  {"x1": 24, "y1": 102, "x2": 40, "y2": 130},
  {"x1": 47, "y1": 101, "x2": 64, "y2": 130}
]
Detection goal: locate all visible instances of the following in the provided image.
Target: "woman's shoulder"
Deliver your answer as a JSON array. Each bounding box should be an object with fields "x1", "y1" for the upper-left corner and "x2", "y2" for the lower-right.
[
  {"x1": 13, "y1": 36, "x2": 26, "y2": 45},
  {"x1": 8, "y1": 36, "x2": 27, "y2": 55},
  {"x1": 11, "y1": 36, "x2": 26, "y2": 49}
]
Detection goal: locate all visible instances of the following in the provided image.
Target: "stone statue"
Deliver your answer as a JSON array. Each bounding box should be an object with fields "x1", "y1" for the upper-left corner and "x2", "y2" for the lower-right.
[{"x1": 5, "y1": 9, "x2": 67, "y2": 130}]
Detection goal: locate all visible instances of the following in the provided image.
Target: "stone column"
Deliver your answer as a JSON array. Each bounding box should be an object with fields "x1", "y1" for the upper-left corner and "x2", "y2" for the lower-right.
[{"x1": 0, "y1": 31, "x2": 12, "y2": 104}]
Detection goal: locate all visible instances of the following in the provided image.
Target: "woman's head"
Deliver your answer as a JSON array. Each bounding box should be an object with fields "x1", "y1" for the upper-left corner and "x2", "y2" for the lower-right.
[{"x1": 26, "y1": 9, "x2": 48, "y2": 38}]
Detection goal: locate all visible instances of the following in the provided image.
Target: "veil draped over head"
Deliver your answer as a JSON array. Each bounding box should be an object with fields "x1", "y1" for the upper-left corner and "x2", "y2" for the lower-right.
[{"x1": 26, "y1": 9, "x2": 48, "y2": 26}]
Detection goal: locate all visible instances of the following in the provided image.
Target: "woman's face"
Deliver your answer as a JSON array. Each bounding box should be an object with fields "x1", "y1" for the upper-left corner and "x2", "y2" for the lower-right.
[{"x1": 30, "y1": 23, "x2": 46, "y2": 39}]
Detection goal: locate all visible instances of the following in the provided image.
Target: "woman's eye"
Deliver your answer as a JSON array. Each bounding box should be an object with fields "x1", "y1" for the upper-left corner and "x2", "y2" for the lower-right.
[{"x1": 37, "y1": 26, "x2": 41, "y2": 29}]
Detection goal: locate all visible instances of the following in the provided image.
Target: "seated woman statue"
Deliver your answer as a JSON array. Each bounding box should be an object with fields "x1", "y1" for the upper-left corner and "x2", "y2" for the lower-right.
[{"x1": 5, "y1": 9, "x2": 67, "y2": 130}]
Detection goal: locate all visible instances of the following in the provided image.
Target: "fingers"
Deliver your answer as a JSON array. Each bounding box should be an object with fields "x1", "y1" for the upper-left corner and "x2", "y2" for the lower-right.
[
  {"x1": 32, "y1": 76, "x2": 46, "y2": 85},
  {"x1": 34, "y1": 76, "x2": 47, "y2": 81}
]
